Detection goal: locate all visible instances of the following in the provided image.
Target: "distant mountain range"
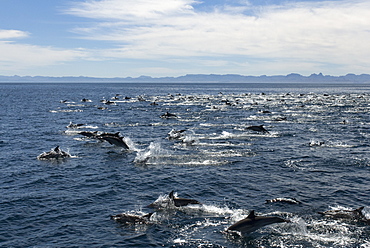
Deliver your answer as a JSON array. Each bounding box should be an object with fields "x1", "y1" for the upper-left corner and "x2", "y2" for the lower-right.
[{"x1": 1, "y1": 73, "x2": 370, "y2": 83}]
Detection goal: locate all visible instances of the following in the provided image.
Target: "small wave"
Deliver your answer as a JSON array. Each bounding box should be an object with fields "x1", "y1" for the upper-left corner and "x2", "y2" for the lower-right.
[
  {"x1": 81, "y1": 125, "x2": 99, "y2": 129},
  {"x1": 309, "y1": 139, "x2": 326, "y2": 147},
  {"x1": 284, "y1": 159, "x2": 309, "y2": 170},
  {"x1": 175, "y1": 141, "x2": 244, "y2": 148},
  {"x1": 309, "y1": 139, "x2": 354, "y2": 148},
  {"x1": 49, "y1": 109, "x2": 83, "y2": 113},
  {"x1": 208, "y1": 131, "x2": 250, "y2": 140},
  {"x1": 351, "y1": 157, "x2": 370, "y2": 167},
  {"x1": 172, "y1": 159, "x2": 229, "y2": 166},
  {"x1": 137, "y1": 157, "x2": 229, "y2": 167},
  {"x1": 66, "y1": 104, "x2": 85, "y2": 107},
  {"x1": 219, "y1": 131, "x2": 238, "y2": 139},
  {"x1": 326, "y1": 141, "x2": 354, "y2": 148},
  {"x1": 64, "y1": 129, "x2": 81, "y2": 135},
  {"x1": 199, "y1": 149, "x2": 254, "y2": 157}
]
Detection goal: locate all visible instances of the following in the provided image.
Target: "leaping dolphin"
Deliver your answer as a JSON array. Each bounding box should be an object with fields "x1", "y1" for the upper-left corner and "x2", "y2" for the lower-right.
[
  {"x1": 227, "y1": 210, "x2": 290, "y2": 235},
  {"x1": 110, "y1": 212, "x2": 153, "y2": 225},
  {"x1": 99, "y1": 135, "x2": 129, "y2": 149},
  {"x1": 78, "y1": 131, "x2": 99, "y2": 139},
  {"x1": 98, "y1": 132, "x2": 120, "y2": 138},
  {"x1": 246, "y1": 125, "x2": 269, "y2": 134}
]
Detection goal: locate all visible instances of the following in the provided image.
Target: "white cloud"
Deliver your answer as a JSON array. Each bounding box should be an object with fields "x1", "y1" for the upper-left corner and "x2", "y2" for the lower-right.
[
  {"x1": 0, "y1": 29, "x2": 29, "y2": 39},
  {"x1": 66, "y1": 0, "x2": 197, "y2": 20},
  {"x1": 0, "y1": 29, "x2": 87, "y2": 73},
  {"x1": 65, "y1": 0, "x2": 370, "y2": 75}
]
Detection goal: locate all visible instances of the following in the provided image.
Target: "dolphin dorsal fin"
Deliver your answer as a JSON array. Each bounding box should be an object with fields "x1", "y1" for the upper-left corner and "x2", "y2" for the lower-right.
[
  {"x1": 169, "y1": 191, "x2": 175, "y2": 199},
  {"x1": 143, "y1": 212, "x2": 154, "y2": 219},
  {"x1": 247, "y1": 210, "x2": 256, "y2": 219},
  {"x1": 355, "y1": 206, "x2": 365, "y2": 213}
]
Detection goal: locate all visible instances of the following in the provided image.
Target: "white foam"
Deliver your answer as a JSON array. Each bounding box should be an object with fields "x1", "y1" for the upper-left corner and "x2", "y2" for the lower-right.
[{"x1": 133, "y1": 142, "x2": 171, "y2": 164}]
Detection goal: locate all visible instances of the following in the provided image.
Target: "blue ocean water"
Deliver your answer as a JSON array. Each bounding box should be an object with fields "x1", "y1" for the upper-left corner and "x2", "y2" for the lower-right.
[{"x1": 0, "y1": 82, "x2": 369, "y2": 247}]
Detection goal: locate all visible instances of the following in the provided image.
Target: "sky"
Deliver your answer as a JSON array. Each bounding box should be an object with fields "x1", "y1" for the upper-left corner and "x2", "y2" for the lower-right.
[{"x1": 0, "y1": 0, "x2": 369, "y2": 78}]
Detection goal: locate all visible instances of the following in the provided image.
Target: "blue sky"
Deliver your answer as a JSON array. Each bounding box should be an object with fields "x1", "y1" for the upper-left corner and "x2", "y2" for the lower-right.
[{"x1": 0, "y1": 0, "x2": 369, "y2": 77}]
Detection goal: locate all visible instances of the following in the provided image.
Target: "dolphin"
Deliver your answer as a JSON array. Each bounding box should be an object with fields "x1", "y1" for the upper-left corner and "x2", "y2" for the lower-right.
[
  {"x1": 246, "y1": 125, "x2": 269, "y2": 134},
  {"x1": 227, "y1": 210, "x2": 290, "y2": 235},
  {"x1": 265, "y1": 197, "x2": 302, "y2": 205},
  {"x1": 274, "y1": 117, "x2": 287, "y2": 121},
  {"x1": 168, "y1": 190, "x2": 201, "y2": 207},
  {"x1": 103, "y1": 100, "x2": 116, "y2": 105},
  {"x1": 99, "y1": 132, "x2": 121, "y2": 138},
  {"x1": 147, "y1": 191, "x2": 201, "y2": 208},
  {"x1": 99, "y1": 135, "x2": 129, "y2": 149},
  {"x1": 137, "y1": 95, "x2": 146, "y2": 101},
  {"x1": 259, "y1": 110, "x2": 271, "y2": 114},
  {"x1": 168, "y1": 129, "x2": 186, "y2": 140},
  {"x1": 96, "y1": 132, "x2": 121, "y2": 141},
  {"x1": 309, "y1": 140, "x2": 325, "y2": 147},
  {"x1": 66, "y1": 122, "x2": 85, "y2": 129},
  {"x1": 53, "y1": 146, "x2": 71, "y2": 157},
  {"x1": 78, "y1": 131, "x2": 99, "y2": 139},
  {"x1": 37, "y1": 146, "x2": 71, "y2": 160},
  {"x1": 318, "y1": 206, "x2": 369, "y2": 224},
  {"x1": 160, "y1": 112, "x2": 178, "y2": 118},
  {"x1": 110, "y1": 212, "x2": 153, "y2": 225}
]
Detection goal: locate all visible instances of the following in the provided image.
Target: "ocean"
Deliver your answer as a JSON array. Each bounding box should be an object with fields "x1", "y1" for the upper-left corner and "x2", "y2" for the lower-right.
[{"x1": 0, "y1": 82, "x2": 369, "y2": 247}]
